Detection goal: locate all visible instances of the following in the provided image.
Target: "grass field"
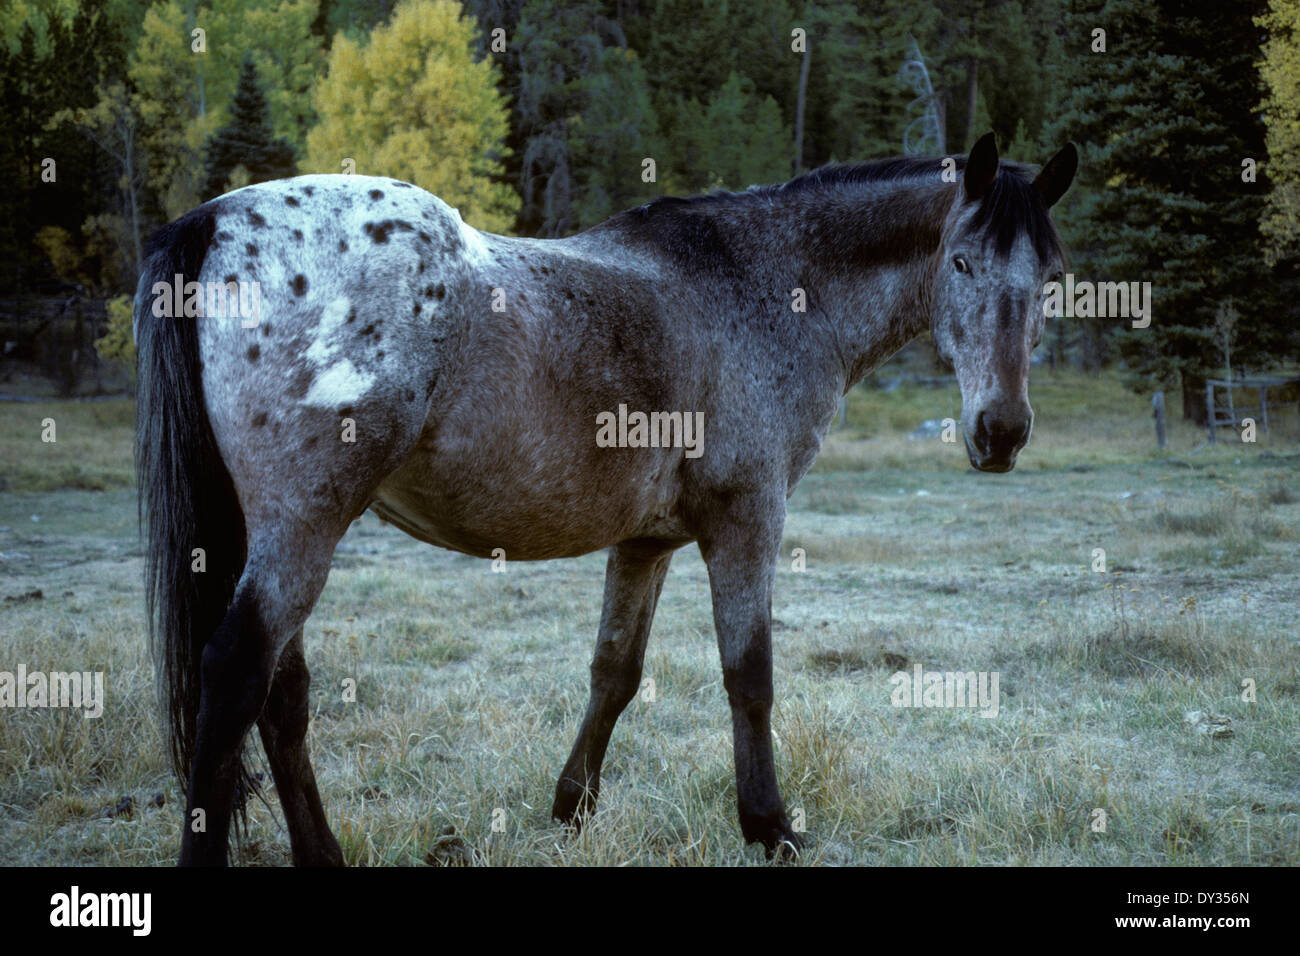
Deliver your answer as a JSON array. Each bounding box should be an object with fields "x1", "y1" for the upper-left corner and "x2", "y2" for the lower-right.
[{"x1": 1, "y1": 369, "x2": 1297, "y2": 865}]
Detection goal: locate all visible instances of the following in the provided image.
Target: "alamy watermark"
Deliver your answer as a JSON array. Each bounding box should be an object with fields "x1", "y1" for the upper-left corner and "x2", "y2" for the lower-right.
[
  {"x1": 0, "y1": 666, "x2": 104, "y2": 718},
  {"x1": 150, "y1": 274, "x2": 262, "y2": 328},
  {"x1": 890, "y1": 663, "x2": 1000, "y2": 718},
  {"x1": 1043, "y1": 274, "x2": 1151, "y2": 329},
  {"x1": 595, "y1": 404, "x2": 705, "y2": 458},
  {"x1": 49, "y1": 886, "x2": 150, "y2": 935}
]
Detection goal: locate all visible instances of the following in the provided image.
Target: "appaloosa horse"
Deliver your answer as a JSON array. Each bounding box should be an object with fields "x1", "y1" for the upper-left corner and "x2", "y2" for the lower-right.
[{"x1": 135, "y1": 132, "x2": 1076, "y2": 864}]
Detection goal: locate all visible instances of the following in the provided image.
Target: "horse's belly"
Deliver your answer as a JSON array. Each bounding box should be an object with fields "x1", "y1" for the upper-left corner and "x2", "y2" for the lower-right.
[{"x1": 369, "y1": 442, "x2": 687, "y2": 560}]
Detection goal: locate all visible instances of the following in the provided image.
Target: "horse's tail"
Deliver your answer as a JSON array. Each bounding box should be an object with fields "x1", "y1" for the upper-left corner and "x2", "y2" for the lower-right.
[{"x1": 135, "y1": 208, "x2": 255, "y2": 820}]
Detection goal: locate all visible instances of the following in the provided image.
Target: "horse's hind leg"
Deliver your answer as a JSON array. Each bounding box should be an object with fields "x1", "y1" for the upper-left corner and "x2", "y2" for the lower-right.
[
  {"x1": 257, "y1": 628, "x2": 343, "y2": 866},
  {"x1": 552, "y1": 539, "x2": 675, "y2": 825},
  {"x1": 181, "y1": 526, "x2": 340, "y2": 866}
]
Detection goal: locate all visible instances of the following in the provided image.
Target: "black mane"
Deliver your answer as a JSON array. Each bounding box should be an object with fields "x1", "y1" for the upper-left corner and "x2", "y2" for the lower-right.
[{"x1": 625, "y1": 154, "x2": 1064, "y2": 263}]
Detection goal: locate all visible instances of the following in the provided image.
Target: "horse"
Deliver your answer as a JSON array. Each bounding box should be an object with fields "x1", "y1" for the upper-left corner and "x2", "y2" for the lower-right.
[{"x1": 135, "y1": 132, "x2": 1076, "y2": 865}]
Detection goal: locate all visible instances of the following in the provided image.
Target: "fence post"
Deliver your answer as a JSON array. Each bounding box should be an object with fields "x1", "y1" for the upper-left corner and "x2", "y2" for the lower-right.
[
  {"x1": 1152, "y1": 390, "x2": 1166, "y2": 449},
  {"x1": 1205, "y1": 381, "x2": 1216, "y2": 444}
]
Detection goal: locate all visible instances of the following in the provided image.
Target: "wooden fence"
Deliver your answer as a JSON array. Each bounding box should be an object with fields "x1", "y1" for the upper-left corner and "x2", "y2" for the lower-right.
[{"x1": 1204, "y1": 375, "x2": 1300, "y2": 443}]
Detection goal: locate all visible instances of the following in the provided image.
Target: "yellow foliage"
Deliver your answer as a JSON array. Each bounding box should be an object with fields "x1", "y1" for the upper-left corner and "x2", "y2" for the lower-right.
[
  {"x1": 130, "y1": 1, "x2": 219, "y2": 218},
  {"x1": 95, "y1": 295, "x2": 136, "y2": 376},
  {"x1": 35, "y1": 226, "x2": 83, "y2": 284},
  {"x1": 1257, "y1": 1, "x2": 1300, "y2": 265},
  {"x1": 304, "y1": 0, "x2": 518, "y2": 233}
]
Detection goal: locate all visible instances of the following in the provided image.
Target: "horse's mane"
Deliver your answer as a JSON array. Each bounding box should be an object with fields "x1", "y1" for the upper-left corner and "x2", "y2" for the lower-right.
[{"x1": 625, "y1": 154, "x2": 1064, "y2": 263}]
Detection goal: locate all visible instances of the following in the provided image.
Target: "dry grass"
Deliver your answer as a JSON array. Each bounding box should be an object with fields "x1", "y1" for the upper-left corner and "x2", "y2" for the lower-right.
[{"x1": 1, "y1": 370, "x2": 1298, "y2": 865}]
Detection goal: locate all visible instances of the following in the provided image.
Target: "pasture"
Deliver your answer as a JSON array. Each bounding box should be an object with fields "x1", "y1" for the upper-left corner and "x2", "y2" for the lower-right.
[{"x1": 1, "y1": 369, "x2": 1297, "y2": 865}]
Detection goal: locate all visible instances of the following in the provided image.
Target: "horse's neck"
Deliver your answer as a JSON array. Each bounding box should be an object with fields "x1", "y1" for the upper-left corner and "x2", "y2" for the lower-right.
[{"x1": 750, "y1": 180, "x2": 951, "y2": 391}]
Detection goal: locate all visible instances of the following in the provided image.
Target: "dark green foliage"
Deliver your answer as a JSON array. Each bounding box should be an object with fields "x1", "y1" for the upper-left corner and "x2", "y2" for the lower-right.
[
  {"x1": 202, "y1": 57, "x2": 297, "y2": 201},
  {"x1": 512, "y1": 0, "x2": 660, "y2": 235},
  {"x1": 0, "y1": 6, "x2": 126, "y2": 294},
  {"x1": 1047, "y1": 0, "x2": 1282, "y2": 414}
]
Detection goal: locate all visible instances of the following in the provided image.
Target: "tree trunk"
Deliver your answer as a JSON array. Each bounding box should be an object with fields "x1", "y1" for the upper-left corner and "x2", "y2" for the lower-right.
[
  {"x1": 1181, "y1": 372, "x2": 1209, "y2": 426},
  {"x1": 123, "y1": 119, "x2": 142, "y2": 279},
  {"x1": 793, "y1": 36, "x2": 810, "y2": 176},
  {"x1": 965, "y1": 58, "x2": 979, "y2": 147}
]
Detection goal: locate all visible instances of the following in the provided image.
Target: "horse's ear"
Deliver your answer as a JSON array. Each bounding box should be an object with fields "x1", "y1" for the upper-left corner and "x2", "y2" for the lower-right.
[
  {"x1": 1034, "y1": 143, "x2": 1078, "y2": 208},
  {"x1": 964, "y1": 132, "x2": 999, "y2": 201}
]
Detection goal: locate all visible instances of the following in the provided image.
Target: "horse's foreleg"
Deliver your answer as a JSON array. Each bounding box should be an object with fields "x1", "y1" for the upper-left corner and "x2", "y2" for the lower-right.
[
  {"x1": 552, "y1": 539, "x2": 675, "y2": 826},
  {"x1": 257, "y1": 629, "x2": 343, "y2": 866},
  {"x1": 699, "y1": 504, "x2": 801, "y2": 859},
  {"x1": 180, "y1": 530, "x2": 339, "y2": 866}
]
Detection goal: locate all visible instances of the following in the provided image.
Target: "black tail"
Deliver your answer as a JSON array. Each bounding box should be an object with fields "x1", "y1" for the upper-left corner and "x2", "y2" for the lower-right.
[{"x1": 135, "y1": 208, "x2": 255, "y2": 825}]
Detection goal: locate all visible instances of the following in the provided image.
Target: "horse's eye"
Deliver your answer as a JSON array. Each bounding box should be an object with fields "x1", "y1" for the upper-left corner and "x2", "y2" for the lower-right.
[{"x1": 953, "y1": 255, "x2": 971, "y2": 275}]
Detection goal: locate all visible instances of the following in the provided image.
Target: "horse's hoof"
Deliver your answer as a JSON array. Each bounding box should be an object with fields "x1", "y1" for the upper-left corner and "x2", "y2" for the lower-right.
[
  {"x1": 551, "y1": 777, "x2": 598, "y2": 827},
  {"x1": 741, "y1": 808, "x2": 805, "y2": 862},
  {"x1": 766, "y1": 835, "x2": 804, "y2": 863}
]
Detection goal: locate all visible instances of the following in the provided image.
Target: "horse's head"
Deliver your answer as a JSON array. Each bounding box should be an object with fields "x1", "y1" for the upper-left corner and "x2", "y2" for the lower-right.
[{"x1": 929, "y1": 133, "x2": 1077, "y2": 473}]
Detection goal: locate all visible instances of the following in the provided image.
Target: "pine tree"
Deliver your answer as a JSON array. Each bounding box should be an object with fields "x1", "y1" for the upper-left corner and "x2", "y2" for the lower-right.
[
  {"x1": 202, "y1": 57, "x2": 296, "y2": 200},
  {"x1": 1257, "y1": 0, "x2": 1300, "y2": 270},
  {"x1": 675, "y1": 72, "x2": 791, "y2": 192},
  {"x1": 802, "y1": 0, "x2": 938, "y2": 164},
  {"x1": 1048, "y1": 0, "x2": 1280, "y2": 418},
  {"x1": 513, "y1": 0, "x2": 658, "y2": 235}
]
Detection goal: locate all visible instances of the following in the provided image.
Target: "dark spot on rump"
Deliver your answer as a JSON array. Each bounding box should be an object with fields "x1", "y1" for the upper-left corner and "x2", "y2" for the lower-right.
[
  {"x1": 417, "y1": 261, "x2": 425, "y2": 273},
  {"x1": 247, "y1": 344, "x2": 260, "y2": 361},
  {"x1": 247, "y1": 210, "x2": 266, "y2": 228},
  {"x1": 435, "y1": 283, "x2": 446, "y2": 299},
  {"x1": 418, "y1": 231, "x2": 432, "y2": 243},
  {"x1": 305, "y1": 435, "x2": 317, "y2": 448},
  {"x1": 339, "y1": 239, "x2": 348, "y2": 252},
  {"x1": 424, "y1": 285, "x2": 435, "y2": 298},
  {"x1": 346, "y1": 308, "x2": 356, "y2": 322},
  {"x1": 292, "y1": 229, "x2": 303, "y2": 241},
  {"x1": 369, "y1": 189, "x2": 384, "y2": 200},
  {"x1": 404, "y1": 389, "x2": 415, "y2": 402},
  {"x1": 216, "y1": 231, "x2": 233, "y2": 241},
  {"x1": 246, "y1": 243, "x2": 258, "y2": 256},
  {"x1": 224, "y1": 274, "x2": 237, "y2": 284},
  {"x1": 291, "y1": 274, "x2": 308, "y2": 296},
  {"x1": 261, "y1": 323, "x2": 272, "y2": 337},
  {"x1": 376, "y1": 350, "x2": 384, "y2": 359},
  {"x1": 285, "y1": 196, "x2": 300, "y2": 207},
  {"x1": 363, "y1": 219, "x2": 413, "y2": 244},
  {"x1": 304, "y1": 186, "x2": 315, "y2": 196},
  {"x1": 392, "y1": 181, "x2": 412, "y2": 189},
  {"x1": 413, "y1": 303, "x2": 421, "y2": 316},
  {"x1": 288, "y1": 367, "x2": 315, "y2": 398},
  {"x1": 360, "y1": 323, "x2": 375, "y2": 335},
  {"x1": 251, "y1": 411, "x2": 267, "y2": 427}
]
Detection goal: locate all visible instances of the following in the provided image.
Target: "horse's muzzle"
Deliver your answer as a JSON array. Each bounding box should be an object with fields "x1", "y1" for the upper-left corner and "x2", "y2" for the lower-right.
[{"x1": 965, "y1": 408, "x2": 1031, "y2": 472}]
